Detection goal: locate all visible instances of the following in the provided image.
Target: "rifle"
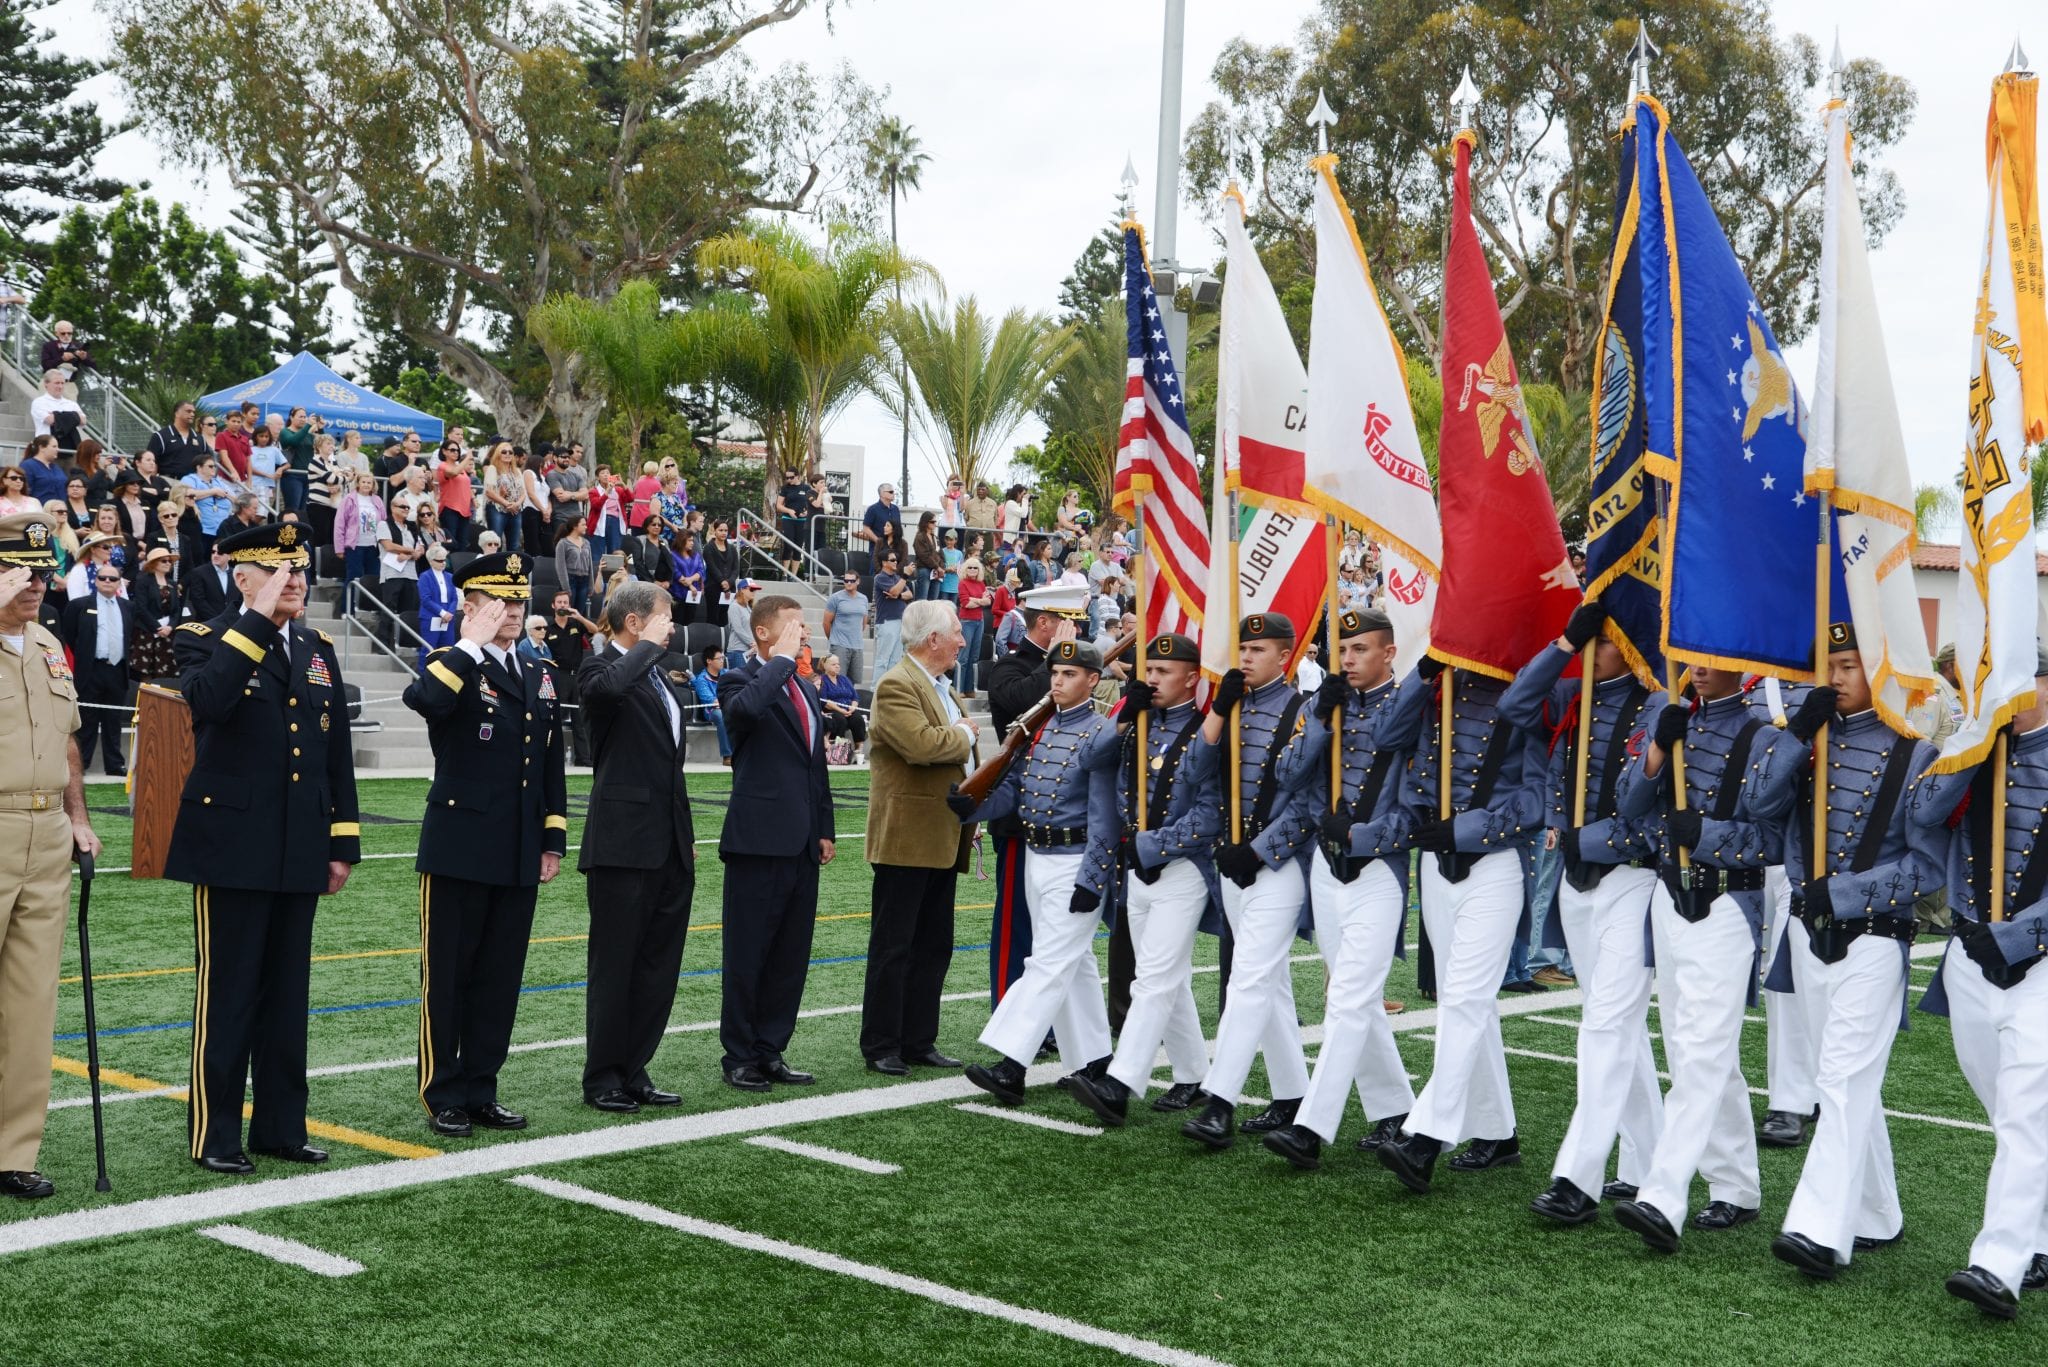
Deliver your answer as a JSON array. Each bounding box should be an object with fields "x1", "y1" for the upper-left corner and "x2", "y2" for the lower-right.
[{"x1": 955, "y1": 628, "x2": 1139, "y2": 806}]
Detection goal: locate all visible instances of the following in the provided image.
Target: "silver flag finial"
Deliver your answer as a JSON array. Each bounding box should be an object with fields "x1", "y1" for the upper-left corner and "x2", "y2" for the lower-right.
[
  {"x1": 1307, "y1": 87, "x2": 1337, "y2": 155},
  {"x1": 1121, "y1": 155, "x2": 1138, "y2": 192},
  {"x1": 1828, "y1": 29, "x2": 1846, "y2": 99},
  {"x1": 1629, "y1": 19, "x2": 1659, "y2": 99},
  {"x1": 1452, "y1": 66, "x2": 1481, "y2": 133},
  {"x1": 2007, "y1": 35, "x2": 2031, "y2": 74}
]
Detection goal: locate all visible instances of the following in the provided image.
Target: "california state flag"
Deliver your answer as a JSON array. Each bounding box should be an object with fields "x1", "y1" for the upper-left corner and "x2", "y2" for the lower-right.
[
  {"x1": 1935, "y1": 68, "x2": 2048, "y2": 772},
  {"x1": 1203, "y1": 187, "x2": 1328, "y2": 678},
  {"x1": 1302, "y1": 154, "x2": 1440, "y2": 658},
  {"x1": 1431, "y1": 131, "x2": 1576, "y2": 677}
]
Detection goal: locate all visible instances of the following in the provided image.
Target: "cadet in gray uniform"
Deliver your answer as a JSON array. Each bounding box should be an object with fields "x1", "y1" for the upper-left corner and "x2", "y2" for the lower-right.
[
  {"x1": 954, "y1": 640, "x2": 1118, "y2": 1105},
  {"x1": 1749, "y1": 622, "x2": 1941, "y2": 1281},
  {"x1": 1750, "y1": 673, "x2": 1822, "y2": 1150}
]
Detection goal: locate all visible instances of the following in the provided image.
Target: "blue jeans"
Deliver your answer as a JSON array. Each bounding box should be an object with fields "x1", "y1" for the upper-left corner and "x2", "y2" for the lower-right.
[
  {"x1": 488, "y1": 504, "x2": 522, "y2": 552},
  {"x1": 911, "y1": 567, "x2": 933, "y2": 601},
  {"x1": 280, "y1": 471, "x2": 309, "y2": 514},
  {"x1": 707, "y1": 709, "x2": 731, "y2": 758},
  {"x1": 439, "y1": 506, "x2": 471, "y2": 550},
  {"x1": 593, "y1": 523, "x2": 622, "y2": 559},
  {"x1": 1526, "y1": 837, "x2": 1573, "y2": 977},
  {"x1": 955, "y1": 617, "x2": 984, "y2": 693},
  {"x1": 343, "y1": 546, "x2": 380, "y2": 611}
]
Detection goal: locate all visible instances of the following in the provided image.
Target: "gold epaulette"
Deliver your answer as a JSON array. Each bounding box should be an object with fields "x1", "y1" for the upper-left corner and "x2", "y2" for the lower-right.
[
  {"x1": 316, "y1": 629, "x2": 333, "y2": 645},
  {"x1": 177, "y1": 622, "x2": 212, "y2": 635}
]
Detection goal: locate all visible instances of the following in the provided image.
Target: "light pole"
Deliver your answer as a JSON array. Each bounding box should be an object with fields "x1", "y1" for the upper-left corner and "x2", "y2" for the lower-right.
[{"x1": 1150, "y1": 0, "x2": 1189, "y2": 364}]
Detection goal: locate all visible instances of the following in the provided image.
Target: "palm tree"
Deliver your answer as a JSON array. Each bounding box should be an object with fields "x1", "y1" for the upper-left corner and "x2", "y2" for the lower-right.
[
  {"x1": 887, "y1": 295, "x2": 1076, "y2": 498},
  {"x1": 1033, "y1": 298, "x2": 1126, "y2": 509},
  {"x1": 864, "y1": 117, "x2": 930, "y2": 501},
  {"x1": 528, "y1": 280, "x2": 689, "y2": 462},
  {"x1": 1914, "y1": 482, "x2": 1959, "y2": 542},
  {"x1": 1522, "y1": 384, "x2": 1595, "y2": 544},
  {"x1": 675, "y1": 291, "x2": 808, "y2": 481}
]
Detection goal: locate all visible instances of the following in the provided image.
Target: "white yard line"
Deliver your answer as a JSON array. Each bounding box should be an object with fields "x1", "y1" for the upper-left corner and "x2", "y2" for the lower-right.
[
  {"x1": 744, "y1": 1134, "x2": 900, "y2": 1175},
  {"x1": 954, "y1": 1103, "x2": 1102, "y2": 1137},
  {"x1": 195, "y1": 1224, "x2": 364, "y2": 1277},
  {"x1": 510, "y1": 1175, "x2": 1224, "y2": 1367}
]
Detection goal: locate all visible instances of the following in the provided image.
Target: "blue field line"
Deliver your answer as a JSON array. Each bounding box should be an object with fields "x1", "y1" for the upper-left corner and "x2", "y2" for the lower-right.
[{"x1": 50, "y1": 934, "x2": 1070, "y2": 1042}]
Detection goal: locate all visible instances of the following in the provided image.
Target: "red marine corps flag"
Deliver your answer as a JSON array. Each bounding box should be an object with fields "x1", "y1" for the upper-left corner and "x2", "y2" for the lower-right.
[{"x1": 1428, "y1": 115, "x2": 1578, "y2": 676}]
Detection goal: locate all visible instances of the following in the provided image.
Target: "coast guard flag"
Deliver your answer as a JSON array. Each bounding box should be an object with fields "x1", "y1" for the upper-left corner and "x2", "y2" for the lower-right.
[
  {"x1": 1430, "y1": 129, "x2": 1577, "y2": 680},
  {"x1": 1934, "y1": 69, "x2": 2048, "y2": 772},
  {"x1": 1808, "y1": 94, "x2": 1938, "y2": 736},
  {"x1": 1635, "y1": 94, "x2": 1815, "y2": 679},
  {"x1": 1301, "y1": 152, "x2": 1440, "y2": 660},
  {"x1": 1583, "y1": 119, "x2": 1665, "y2": 687},
  {"x1": 1111, "y1": 223, "x2": 1206, "y2": 645}
]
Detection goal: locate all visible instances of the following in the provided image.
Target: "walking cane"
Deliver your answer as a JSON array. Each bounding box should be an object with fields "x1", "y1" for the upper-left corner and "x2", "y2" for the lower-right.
[{"x1": 73, "y1": 848, "x2": 111, "y2": 1192}]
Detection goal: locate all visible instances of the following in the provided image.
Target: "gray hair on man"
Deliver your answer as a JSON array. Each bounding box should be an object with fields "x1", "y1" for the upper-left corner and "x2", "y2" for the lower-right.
[
  {"x1": 901, "y1": 597, "x2": 959, "y2": 652},
  {"x1": 604, "y1": 579, "x2": 664, "y2": 633}
]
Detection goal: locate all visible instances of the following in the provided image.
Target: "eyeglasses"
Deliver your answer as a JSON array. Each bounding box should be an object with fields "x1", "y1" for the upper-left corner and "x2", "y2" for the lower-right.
[{"x1": 95, "y1": 574, "x2": 120, "y2": 583}]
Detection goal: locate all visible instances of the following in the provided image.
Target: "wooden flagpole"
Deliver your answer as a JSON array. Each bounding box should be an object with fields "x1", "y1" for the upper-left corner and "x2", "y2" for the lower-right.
[
  {"x1": 1573, "y1": 644, "x2": 1595, "y2": 827},
  {"x1": 1229, "y1": 489, "x2": 1243, "y2": 841},
  {"x1": 1326, "y1": 515, "x2": 1342, "y2": 808},
  {"x1": 1813, "y1": 491, "x2": 1832, "y2": 877},
  {"x1": 1993, "y1": 732, "x2": 2010, "y2": 921},
  {"x1": 1134, "y1": 494, "x2": 1150, "y2": 832}
]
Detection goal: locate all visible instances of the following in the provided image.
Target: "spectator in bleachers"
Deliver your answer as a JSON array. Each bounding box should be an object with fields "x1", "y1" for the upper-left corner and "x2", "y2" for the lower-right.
[
  {"x1": 146, "y1": 400, "x2": 207, "y2": 479},
  {"x1": 520, "y1": 449, "x2": 552, "y2": 553},
  {"x1": 61, "y1": 475, "x2": 90, "y2": 531},
  {"x1": 306, "y1": 433, "x2": 346, "y2": 550},
  {"x1": 692, "y1": 645, "x2": 731, "y2": 764},
  {"x1": 911, "y1": 512, "x2": 941, "y2": 602},
  {"x1": 30, "y1": 370, "x2": 84, "y2": 457},
  {"x1": 858, "y1": 480, "x2": 902, "y2": 553},
  {"x1": 774, "y1": 465, "x2": 811, "y2": 577},
  {"x1": 62, "y1": 531, "x2": 123, "y2": 602},
  {"x1": 955, "y1": 557, "x2": 992, "y2": 698},
  {"x1": 134, "y1": 544, "x2": 183, "y2": 640},
  {"x1": 724, "y1": 579, "x2": 757, "y2": 661},
  {"x1": 590, "y1": 466, "x2": 626, "y2": 559},
  {"x1": 556, "y1": 513, "x2": 593, "y2": 613},
  {"x1": 701, "y1": 517, "x2": 739, "y2": 629},
  {"x1": 213, "y1": 408, "x2": 250, "y2": 483},
  {"x1": 433, "y1": 437, "x2": 474, "y2": 550},
  {"x1": 277, "y1": 408, "x2": 316, "y2": 514},
  {"x1": 131, "y1": 449, "x2": 172, "y2": 517},
  {"x1": 378, "y1": 491, "x2": 427, "y2": 620},
  {"x1": 225, "y1": 492, "x2": 265, "y2": 538},
  {"x1": 335, "y1": 470, "x2": 386, "y2": 611},
  {"x1": 823, "y1": 571, "x2": 869, "y2": 686},
  {"x1": 109, "y1": 470, "x2": 149, "y2": 542},
  {"x1": 965, "y1": 480, "x2": 999, "y2": 532},
  {"x1": 480, "y1": 439, "x2": 525, "y2": 552},
  {"x1": 78, "y1": 439, "x2": 119, "y2": 507},
  {"x1": 627, "y1": 459, "x2": 659, "y2": 530},
  {"x1": 871, "y1": 550, "x2": 911, "y2": 674},
  {"x1": 999, "y1": 483, "x2": 1032, "y2": 546},
  {"x1": 627, "y1": 511, "x2": 671, "y2": 584},
  {"x1": 85, "y1": 504, "x2": 138, "y2": 581},
  {"x1": 39, "y1": 321, "x2": 91, "y2": 381},
  {"x1": 18, "y1": 434, "x2": 67, "y2": 505},
  {"x1": 547, "y1": 449, "x2": 589, "y2": 547},
  {"x1": 671, "y1": 529, "x2": 706, "y2": 625},
  {"x1": 247, "y1": 425, "x2": 282, "y2": 513},
  {"x1": 416, "y1": 544, "x2": 457, "y2": 670},
  {"x1": 0, "y1": 464, "x2": 37, "y2": 514},
  {"x1": 517, "y1": 614, "x2": 555, "y2": 664},
  {"x1": 818, "y1": 653, "x2": 866, "y2": 764}
]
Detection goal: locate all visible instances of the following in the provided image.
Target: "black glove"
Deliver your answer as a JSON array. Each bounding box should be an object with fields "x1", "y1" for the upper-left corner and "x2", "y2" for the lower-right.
[
  {"x1": 1069, "y1": 886, "x2": 1101, "y2": 916},
  {"x1": 1958, "y1": 917, "x2": 2005, "y2": 970},
  {"x1": 1214, "y1": 841, "x2": 1265, "y2": 888},
  {"x1": 1412, "y1": 819, "x2": 1456, "y2": 853},
  {"x1": 1790, "y1": 686, "x2": 1840, "y2": 743},
  {"x1": 1653, "y1": 702, "x2": 1690, "y2": 752},
  {"x1": 1212, "y1": 668, "x2": 1247, "y2": 719},
  {"x1": 1318, "y1": 808, "x2": 1354, "y2": 846},
  {"x1": 1416, "y1": 655, "x2": 1446, "y2": 681},
  {"x1": 1121, "y1": 677, "x2": 1156, "y2": 713},
  {"x1": 945, "y1": 785, "x2": 976, "y2": 819},
  {"x1": 1802, "y1": 876, "x2": 1834, "y2": 920},
  {"x1": 1667, "y1": 808, "x2": 1703, "y2": 851},
  {"x1": 1562, "y1": 600, "x2": 1609, "y2": 652},
  {"x1": 1312, "y1": 673, "x2": 1351, "y2": 721}
]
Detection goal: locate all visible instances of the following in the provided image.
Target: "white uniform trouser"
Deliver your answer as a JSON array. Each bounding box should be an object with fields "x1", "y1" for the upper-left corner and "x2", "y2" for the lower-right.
[
  {"x1": 979, "y1": 850, "x2": 1112, "y2": 1068},
  {"x1": 1780, "y1": 930, "x2": 1906, "y2": 1261},
  {"x1": 1550, "y1": 864, "x2": 1663, "y2": 1195},
  {"x1": 1201, "y1": 859, "x2": 1310, "y2": 1107},
  {"x1": 1945, "y1": 939, "x2": 2048, "y2": 1291},
  {"x1": 1405, "y1": 850, "x2": 1521, "y2": 1145},
  {"x1": 1635, "y1": 886, "x2": 1761, "y2": 1226},
  {"x1": 1297, "y1": 857, "x2": 1414, "y2": 1142},
  {"x1": 1105, "y1": 859, "x2": 1210, "y2": 1097},
  {"x1": 1763, "y1": 866, "x2": 1820, "y2": 1115}
]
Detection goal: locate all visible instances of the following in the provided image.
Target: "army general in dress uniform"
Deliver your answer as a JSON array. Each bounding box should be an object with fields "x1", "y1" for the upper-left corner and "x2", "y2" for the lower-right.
[
  {"x1": 166, "y1": 520, "x2": 360, "y2": 1175},
  {"x1": 404, "y1": 552, "x2": 568, "y2": 1138}
]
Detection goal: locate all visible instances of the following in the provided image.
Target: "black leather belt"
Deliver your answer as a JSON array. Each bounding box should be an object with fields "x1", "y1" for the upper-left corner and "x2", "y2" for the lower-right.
[
  {"x1": 1790, "y1": 896, "x2": 1916, "y2": 965},
  {"x1": 1658, "y1": 863, "x2": 1764, "y2": 922},
  {"x1": 1025, "y1": 825, "x2": 1087, "y2": 849}
]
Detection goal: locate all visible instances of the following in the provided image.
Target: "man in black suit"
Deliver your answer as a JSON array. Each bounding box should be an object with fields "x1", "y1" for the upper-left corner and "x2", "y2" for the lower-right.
[
  {"x1": 183, "y1": 546, "x2": 242, "y2": 622},
  {"x1": 576, "y1": 578, "x2": 695, "y2": 1112},
  {"x1": 716, "y1": 593, "x2": 835, "y2": 1091},
  {"x1": 59, "y1": 557, "x2": 142, "y2": 775},
  {"x1": 403, "y1": 552, "x2": 568, "y2": 1138}
]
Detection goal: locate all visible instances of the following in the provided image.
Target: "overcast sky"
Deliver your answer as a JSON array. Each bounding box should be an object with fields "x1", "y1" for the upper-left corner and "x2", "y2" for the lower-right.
[{"x1": 52, "y1": 0, "x2": 2041, "y2": 520}]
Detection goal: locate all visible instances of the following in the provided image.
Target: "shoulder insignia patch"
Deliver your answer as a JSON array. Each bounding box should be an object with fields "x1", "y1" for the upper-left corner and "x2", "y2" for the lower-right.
[
  {"x1": 178, "y1": 622, "x2": 213, "y2": 635},
  {"x1": 316, "y1": 629, "x2": 333, "y2": 645}
]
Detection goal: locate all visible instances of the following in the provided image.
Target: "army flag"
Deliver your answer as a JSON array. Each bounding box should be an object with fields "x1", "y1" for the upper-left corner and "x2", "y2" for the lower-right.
[
  {"x1": 1807, "y1": 94, "x2": 1938, "y2": 736},
  {"x1": 1301, "y1": 153, "x2": 1440, "y2": 659},
  {"x1": 1203, "y1": 187, "x2": 1328, "y2": 677},
  {"x1": 1935, "y1": 69, "x2": 2048, "y2": 772},
  {"x1": 1429, "y1": 130, "x2": 1578, "y2": 679},
  {"x1": 1634, "y1": 94, "x2": 1816, "y2": 679}
]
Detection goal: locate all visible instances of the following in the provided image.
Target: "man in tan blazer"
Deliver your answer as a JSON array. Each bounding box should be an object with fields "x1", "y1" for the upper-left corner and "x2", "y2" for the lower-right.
[{"x1": 861, "y1": 598, "x2": 980, "y2": 1075}]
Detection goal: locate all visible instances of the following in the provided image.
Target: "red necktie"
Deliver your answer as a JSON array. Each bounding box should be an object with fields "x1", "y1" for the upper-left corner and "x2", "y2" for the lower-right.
[{"x1": 787, "y1": 675, "x2": 811, "y2": 748}]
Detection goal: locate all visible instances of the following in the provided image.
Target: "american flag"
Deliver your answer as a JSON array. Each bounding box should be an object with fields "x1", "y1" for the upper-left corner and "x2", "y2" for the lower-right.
[{"x1": 1111, "y1": 225, "x2": 1208, "y2": 645}]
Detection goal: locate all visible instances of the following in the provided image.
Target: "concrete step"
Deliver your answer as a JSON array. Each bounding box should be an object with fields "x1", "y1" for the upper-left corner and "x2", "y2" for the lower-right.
[{"x1": 353, "y1": 743, "x2": 437, "y2": 770}]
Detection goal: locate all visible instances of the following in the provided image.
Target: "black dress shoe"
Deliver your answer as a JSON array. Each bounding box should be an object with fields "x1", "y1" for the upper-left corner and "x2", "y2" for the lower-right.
[
  {"x1": 2026, "y1": 1252, "x2": 2048, "y2": 1292},
  {"x1": 1241, "y1": 1097, "x2": 1300, "y2": 1135},
  {"x1": 467, "y1": 1102, "x2": 528, "y2": 1130},
  {"x1": 1500, "y1": 979, "x2": 1546, "y2": 993},
  {"x1": 1181, "y1": 1097, "x2": 1235, "y2": 1150},
  {"x1": 587, "y1": 1089, "x2": 641, "y2": 1113},
  {"x1": 1771, "y1": 1231, "x2": 1841, "y2": 1280},
  {"x1": 1448, "y1": 1134, "x2": 1521, "y2": 1171},
  {"x1": 1356, "y1": 1113, "x2": 1407, "y2": 1152},
  {"x1": 1069, "y1": 1073, "x2": 1129, "y2": 1127},
  {"x1": 1151, "y1": 1082, "x2": 1206, "y2": 1113},
  {"x1": 866, "y1": 1055, "x2": 911, "y2": 1077},
  {"x1": 966, "y1": 1059, "x2": 1027, "y2": 1106},
  {"x1": 1692, "y1": 1201, "x2": 1758, "y2": 1231},
  {"x1": 629, "y1": 1085, "x2": 682, "y2": 1106},
  {"x1": 1378, "y1": 1132, "x2": 1440, "y2": 1193},
  {"x1": 197, "y1": 1152, "x2": 256, "y2": 1176},
  {"x1": 1531, "y1": 1177, "x2": 1598, "y2": 1225},
  {"x1": 1947, "y1": 1265, "x2": 2020, "y2": 1319},
  {"x1": 1613, "y1": 1199, "x2": 1680, "y2": 1253},
  {"x1": 724, "y1": 1064, "x2": 772, "y2": 1093},
  {"x1": 763, "y1": 1062, "x2": 815, "y2": 1086},
  {"x1": 1262, "y1": 1124, "x2": 1323, "y2": 1171},
  {"x1": 0, "y1": 1170, "x2": 54, "y2": 1200},
  {"x1": 1853, "y1": 1229, "x2": 1904, "y2": 1251},
  {"x1": 1602, "y1": 1180, "x2": 1639, "y2": 1202},
  {"x1": 430, "y1": 1108, "x2": 474, "y2": 1137},
  {"x1": 253, "y1": 1144, "x2": 329, "y2": 1164},
  {"x1": 1759, "y1": 1106, "x2": 1817, "y2": 1148},
  {"x1": 904, "y1": 1049, "x2": 962, "y2": 1069}
]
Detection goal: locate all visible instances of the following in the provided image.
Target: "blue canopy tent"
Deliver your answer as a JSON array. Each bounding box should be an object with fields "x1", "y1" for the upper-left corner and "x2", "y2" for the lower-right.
[{"x1": 197, "y1": 351, "x2": 445, "y2": 445}]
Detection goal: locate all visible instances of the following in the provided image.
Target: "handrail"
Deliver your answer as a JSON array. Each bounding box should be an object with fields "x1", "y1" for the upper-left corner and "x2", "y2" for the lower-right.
[
  {"x1": 334, "y1": 582, "x2": 428, "y2": 679},
  {"x1": 733, "y1": 508, "x2": 834, "y2": 585}
]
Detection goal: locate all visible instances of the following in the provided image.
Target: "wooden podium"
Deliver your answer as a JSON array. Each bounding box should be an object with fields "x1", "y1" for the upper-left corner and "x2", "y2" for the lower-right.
[{"x1": 131, "y1": 685, "x2": 194, "y2": 880}]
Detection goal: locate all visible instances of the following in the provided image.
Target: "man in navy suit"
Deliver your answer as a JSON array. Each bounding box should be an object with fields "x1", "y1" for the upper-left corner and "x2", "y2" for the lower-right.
[
  {"x1": 716, "y1": 592, "x2": 835, "y2": 1091},
  {"x1": 59, "y1": 561, "x2": 144, "y2": 775},
  {"x1": 415, "y1": 544, "x2": 459, "y2": 672}
]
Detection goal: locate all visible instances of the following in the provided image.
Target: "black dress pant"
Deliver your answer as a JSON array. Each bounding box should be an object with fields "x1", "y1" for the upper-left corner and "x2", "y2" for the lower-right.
[
  {"x1": 823, "y1": 710, "x2": 868, "y2": 745},
  {"x1": 417, "y1": 873, "x2": 537, "y2": 1113},
  {"x1": 583, "y1": 849, "x2": 693, "y2": 1097},
  {"x1": 861, "y1": 863, "x2": 956, "y2": 1061},
  {"x1": 719, "y1": 854, "x2": 820, "y2": 1070},
  {"x1": 74, "y1": 658, "x2": 127, "y2": 772},
  {"x1": 188, "y1": 885, "x2": 316, "y2": 1160},
  {"x1": 1107, "y1": 903, "x2": 1135, "y2": 1034}
]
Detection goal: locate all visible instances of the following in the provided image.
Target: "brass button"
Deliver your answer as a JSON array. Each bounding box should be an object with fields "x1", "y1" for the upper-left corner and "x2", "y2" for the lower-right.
[
  {"x1": 447, "y1": 799, "x2": 456, "y2": 806},
  {"x1": 292, "y1": 748, "x2": 301, "y2": 757},
  {"x1": 202, "y1": 796, "x2": 212, "y2": 805},
  {"x1": 290, "y1": 723, "x2": 299, "y2": 733},
  {"x1": 289, "y1": 697, "x2": 298, "y2": 707},
  {"x1": 292, "y1": 774, "x2": 300, "y2": 781}
]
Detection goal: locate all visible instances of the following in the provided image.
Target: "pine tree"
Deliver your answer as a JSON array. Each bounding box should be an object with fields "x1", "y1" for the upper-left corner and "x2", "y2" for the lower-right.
[
  {"x1": 229, "y1": 184, "x2": 344, "y2": 362},
  {"x1": 0, "y1": 0, "x2": 126, "y2": 253},
  {"x1": 1055, "y1": 216, "x2": 1124, "y2": 328}
]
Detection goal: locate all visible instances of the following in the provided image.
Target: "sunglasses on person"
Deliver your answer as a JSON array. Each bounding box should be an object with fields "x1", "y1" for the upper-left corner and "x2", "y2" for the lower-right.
[{"x1": 95, "y1": 573, "x2": 121, "y2": 583}]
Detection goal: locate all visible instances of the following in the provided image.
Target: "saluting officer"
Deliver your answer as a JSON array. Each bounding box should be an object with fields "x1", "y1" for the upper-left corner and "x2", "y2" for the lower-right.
[
  {"x1": 1502, "y1": 601, "x2": 1665, "y2": 1223},
  {"x1": 1914, "y1": 649, "x2": 2048, "y2": 1318},
  {"x1": 166, "y1": 520, "x2": 360, "y2": 1175},
  {"x1": 1749, "y1": 622, "x2": 1941, "y2": 1281},
  {"x1": 1260, "y1": 608, "x2": 1426, "y2": 1169},
  {"x1": 952, "y1": 639, "x2": 1117, "y2": 1105},
  {"x1": 1068, "y1": 631, "x2": 1220, "y2": 1124},
  {"x1": 404, "y1": 552, "x2": 568, "y2": 1138},
  {"x1": 0, "y1": 512, "x2": 101, "y2": 1202}
]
